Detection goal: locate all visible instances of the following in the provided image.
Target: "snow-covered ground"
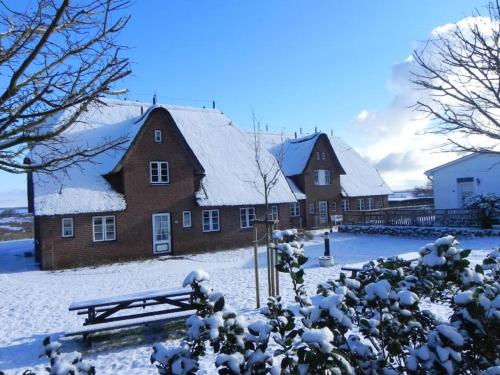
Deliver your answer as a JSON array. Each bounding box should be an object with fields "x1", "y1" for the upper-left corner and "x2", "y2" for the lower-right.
[{"x1": 0, "y1": 233, "x2": 498, "y2": 374}]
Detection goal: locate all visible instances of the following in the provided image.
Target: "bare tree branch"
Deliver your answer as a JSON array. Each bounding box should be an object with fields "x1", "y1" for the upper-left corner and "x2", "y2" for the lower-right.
[
  {"x1": 411, "y1": 1, "x2": 500, "y2": 154},
  {"x1": 0, "y1": 0, "x2": 131, "y2": 173}
]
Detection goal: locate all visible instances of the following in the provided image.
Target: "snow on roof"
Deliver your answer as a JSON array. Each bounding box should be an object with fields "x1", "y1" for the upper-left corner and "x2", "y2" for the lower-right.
[
  {"x1": 388, "y1": 190, "x2": 432, "y2": 202},
  {"x1": 279, "y1": 133, "x2": 320, "y2": 176},
  {"x1": 329, "y1": 136, "x2": 392, "y2": 197},
  {"x1": 424, "y1": 152, "x2": 494, "y2": 175},
  {"x1": 33, "y1": 100, "x2": 147, "y2": 215},
  {"x1": 32, "y1": 99, "x2": 296, "y2": 215},
  {"x1": 165, "y1": 106, "x2": 297, "y2": 206},
  {"x1": 286, "y1": 177, "x2": 306, "y2": 200},
  {"x1": 256, "y1": 132, "x2": 392, "y2": 198}
]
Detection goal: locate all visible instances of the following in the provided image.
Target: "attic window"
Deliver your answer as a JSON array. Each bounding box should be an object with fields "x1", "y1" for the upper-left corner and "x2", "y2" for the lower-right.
[
  {"x1": 317, "y1": 152, "x2": 320, "y2": 160},
  {"x1": 321, "y1": 152, "x2": 326, "y2": 160},
  {"x1": 154, "y1": 130, "x2": 162, "y2": 143}
]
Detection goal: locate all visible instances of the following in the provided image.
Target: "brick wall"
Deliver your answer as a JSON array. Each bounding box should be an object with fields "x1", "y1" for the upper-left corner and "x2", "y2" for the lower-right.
[{"x1": 37, "y1": 110, "x2": 294, "y2": 269}]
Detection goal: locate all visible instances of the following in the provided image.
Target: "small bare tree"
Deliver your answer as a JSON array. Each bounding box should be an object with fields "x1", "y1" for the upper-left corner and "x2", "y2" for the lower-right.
[
  {"x1": 251, "y1": 112, "x2": 284, "y2": 220},
  {"x1": 0, "y1": 0, "x2": 131, "y2": 174},
  {"x1": 412, "y1": 0, "x2": 500, "y2": 153}
]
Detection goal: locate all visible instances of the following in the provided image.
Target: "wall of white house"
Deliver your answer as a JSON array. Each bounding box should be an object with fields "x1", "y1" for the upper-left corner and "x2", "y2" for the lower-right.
[{"x1": 431, "y1": 153, "x2": 500, "y2": 209}]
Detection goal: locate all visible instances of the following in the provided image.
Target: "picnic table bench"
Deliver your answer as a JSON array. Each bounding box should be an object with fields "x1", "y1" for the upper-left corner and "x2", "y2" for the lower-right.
[{"x1": 65, "y1": 287, "x2": 195, "y2": 339}]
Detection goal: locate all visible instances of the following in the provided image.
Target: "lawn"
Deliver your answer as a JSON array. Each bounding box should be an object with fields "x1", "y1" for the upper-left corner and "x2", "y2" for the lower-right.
[{"x1": 0, "y1": 233, "x2": 498, "y2": 374}]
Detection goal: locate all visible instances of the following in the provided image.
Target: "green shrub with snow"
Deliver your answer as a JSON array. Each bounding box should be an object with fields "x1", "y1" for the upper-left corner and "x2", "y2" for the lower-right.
[
  {"x1": 153, "y1": 233, "x2": 499, "y2": 375},
  {"x1": 465, "y1": 193, "x2": 500, "y2": 228}
]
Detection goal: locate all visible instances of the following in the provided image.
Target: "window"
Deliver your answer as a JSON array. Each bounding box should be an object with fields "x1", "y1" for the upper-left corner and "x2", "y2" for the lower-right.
[
  {"x1": 367, "y1": 197, "x2": 374, "y2": 210},
  {"x1": 271, "y1": 205, "x2": 279, "y2": 221},
  {"x1": 183, "y1": 211, "x2": 192, "y2": 228},
  {"x1": 331, "y1": 201, "x2": 337, "y2": 212},
  {"x1": 357, "y1": 198, "x2": 365, "y2": 211},
  {"x1": 321, "y1": 152, "x2": 326, "y2": 160},
  {"x1": 309, "y1": 202, "x2": 315, "y2": 214},
  {"x1": 240, "y1": 207, "x2": 255, "y2": 229},
  {"x1": 316, "y1": 151, "x2": 321, "y2": 160},
  {"x1": 93, "y1": 216, "x2": 115, "y2": 242},
  {"x1": 313, "y1": 170, "x2": 331, "y2": 185},
  {"x1": 290, "y1": 202, "x2": 300, "y2": 217},
  {"x1": 61, "y1": 218, "x2": 73, "y2": 237},
  {"x1": 150, "y1": 161, "x2": 169, "y2": 184},
  {"x1": 377, "y1": 197, "x2": 384, "y2": 208},
  {"x1": 202, "y1": 210, "x2": 220, "y2": 232},
  {"x1": 154, "y1": 130, "x2": 162, "y2": 143},
  {"x1": 341, "y1": 199, "x2": 349, "y2": 211}
]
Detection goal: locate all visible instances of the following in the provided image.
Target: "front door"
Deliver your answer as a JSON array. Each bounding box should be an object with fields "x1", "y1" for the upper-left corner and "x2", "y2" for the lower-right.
[
  {"x1": 457, "y1": 178, "x2": 474, "y2": 208},
  {"x1": 152, "y1": 213, "x2": 171, "y2": 254},
  {"x1": 319, "y1": 201, "x2": 328, "y2": 225}
]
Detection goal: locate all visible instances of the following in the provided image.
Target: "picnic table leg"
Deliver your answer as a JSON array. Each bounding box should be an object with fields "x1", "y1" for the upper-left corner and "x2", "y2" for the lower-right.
[{"x1": 83, "y1": 307, "x2": 96, "y2": 343}]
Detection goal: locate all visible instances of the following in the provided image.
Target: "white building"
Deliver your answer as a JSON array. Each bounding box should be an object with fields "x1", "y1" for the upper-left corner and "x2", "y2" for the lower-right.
[{"x1": 425, "y1": 153, "x2": 500, "y2": 209}]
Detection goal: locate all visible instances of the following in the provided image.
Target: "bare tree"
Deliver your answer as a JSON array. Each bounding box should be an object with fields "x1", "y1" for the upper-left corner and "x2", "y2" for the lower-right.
[
  {"x1": 251, "y1": 112, "x2": 284, "y2": 220},
  {"x1": 412, "y1": 0, "x2": 500, "y2": 153},
  {"x1": 0, "y1": 0, "x2": 131, "y2": 174}
]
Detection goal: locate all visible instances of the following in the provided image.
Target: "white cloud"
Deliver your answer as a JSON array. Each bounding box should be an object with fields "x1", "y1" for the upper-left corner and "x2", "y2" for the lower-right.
[{"x1": 344, "y1": 18, "x2": 496, "y2": 190}]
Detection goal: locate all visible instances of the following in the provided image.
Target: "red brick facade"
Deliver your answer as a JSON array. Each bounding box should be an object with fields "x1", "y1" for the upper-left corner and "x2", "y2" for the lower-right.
[
  {"x1": 35, "y1": 110, "x2": 293, "y2": 269},
  {"x1": 287, "y1": 134, "x2": 344, "y2": 228}
]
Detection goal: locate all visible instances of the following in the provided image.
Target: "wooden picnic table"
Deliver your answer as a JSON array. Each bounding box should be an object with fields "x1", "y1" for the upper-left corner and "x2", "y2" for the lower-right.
[{"x1": 66, "y1": 287, "x2": 195, "y2": 339}]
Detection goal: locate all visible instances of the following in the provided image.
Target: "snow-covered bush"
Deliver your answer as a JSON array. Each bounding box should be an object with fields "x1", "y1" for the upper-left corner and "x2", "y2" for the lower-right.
[
  {"x1": 152, "y1": 235, "x2": 499, "y2": 374},
  {"x1": 0, "y1": 337, "x2": 95, "y2": 375},
  {"x1": 465, "y1": 193, "x2": 500, "y2": 228}
]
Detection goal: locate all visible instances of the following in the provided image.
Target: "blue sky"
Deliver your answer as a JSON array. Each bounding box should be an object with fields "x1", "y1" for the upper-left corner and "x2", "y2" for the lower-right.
[{"x1": 0, "y1": 0, "x2": 487, "y2": 205}]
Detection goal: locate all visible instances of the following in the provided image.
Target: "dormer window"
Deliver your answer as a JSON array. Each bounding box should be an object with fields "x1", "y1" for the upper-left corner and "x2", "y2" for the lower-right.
[
  {"x1": 154, "y1": 130, "x2": 162, "y2": 143},
  {"x1": 150, "y1": 161, "x2": 169, "y2": 184}
]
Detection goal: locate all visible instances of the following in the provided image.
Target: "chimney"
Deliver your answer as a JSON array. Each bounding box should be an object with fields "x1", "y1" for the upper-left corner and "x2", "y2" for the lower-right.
[
  {"x1": 300, "y1": 127, "x2": 302, "y2": 135},
  {"x1": 294, "y1": 131, "x2": 297, "y2": 139},
  {"x1": 315, "y1": 126, "x2": 318, "y2": 133},
  {"x1": 266, "y1": 124, "x2": 269, "y2": 132},
  {"x1": 140, "y1": 106, "x2": 143, "y2": 115},
  {"x1": 212, "y1": 100, "x2": 215, "y2": 109},
  {"x1": 153, "y1": 93, "x2": 157, "y2": 105}
]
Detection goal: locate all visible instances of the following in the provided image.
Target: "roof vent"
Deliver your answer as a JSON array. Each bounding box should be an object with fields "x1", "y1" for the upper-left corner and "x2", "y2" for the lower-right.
[
  {"x1": 212, "y1": 100, "x2": 215, "y2": 109},
  {"x1": 153, "y1": 93, "x2": 157, "y2": 105}
]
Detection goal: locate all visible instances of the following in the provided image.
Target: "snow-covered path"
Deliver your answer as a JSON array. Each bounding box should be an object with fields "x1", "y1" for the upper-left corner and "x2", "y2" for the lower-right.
[{"x1": 0, "y1": 233, "x2": 498, "y2": 374}]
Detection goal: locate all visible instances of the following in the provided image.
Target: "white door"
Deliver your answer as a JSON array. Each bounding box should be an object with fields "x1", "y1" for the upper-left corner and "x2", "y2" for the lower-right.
[
  {"x1": 319, "y1": 201, "x2": 328, "y2": 224},
  {"x1": 457, "y1": 180, "x2": 474, "y2": 208},
  {"x1": 152, "y1": 213, "x2": 171, "y2": 254}
]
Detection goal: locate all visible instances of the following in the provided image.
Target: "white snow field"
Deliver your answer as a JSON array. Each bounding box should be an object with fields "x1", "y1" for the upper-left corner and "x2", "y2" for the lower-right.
[{"x1": 0, "y1": 233, "x2": 498, "y2": 374}]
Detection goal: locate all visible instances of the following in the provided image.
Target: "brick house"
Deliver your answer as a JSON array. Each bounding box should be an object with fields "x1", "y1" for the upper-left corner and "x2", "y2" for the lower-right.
[
  {"x1": 262, "y1": 133, "x2": 392, "y2": 228},
  {"x1": 29, "y1": 99, "x2": 392, "y2": 269},
  {"x1": 29, "y1": 100, "x2": 298, "y2": 269}
]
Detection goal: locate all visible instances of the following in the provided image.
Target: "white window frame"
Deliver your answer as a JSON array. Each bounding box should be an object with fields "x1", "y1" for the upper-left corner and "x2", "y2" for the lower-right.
[
  {"x1": 92, "y1": 215, "x2": 116, "y2": 242},
  {"x1": 342, "y1": 199, "x2": 349, "y2": 211},
  {"x1": 331, "y1": 201, "x2": 337, "y2": 212},
  {"x1": 357, "y1": 198, "x2": 365, "y2": 211},
  {"x1": 367, "y1": 197, "x2": 374, "y2": 210},
  {"x1": 316, "y1": 151, "x2": 321, "y2": 160},
  {"x1": 290, "y1": 202, "x2": 300, "y2": 217},
  {"x1": 202, "y1": 210, "x2": 220, "y2": 232},
  {"x1": 240, "y1": 207, "x2": 255, "y2": 229},
  {"x1": 61, "y1": 217, "x2": 73, "y2": 238},
  {"x1": 154, "y1": 129, "x2": 162, "y2": 143},
  {"x1": 150, "y1": 161, "x2": 169, "y2": 184},
  {"x1": 271, "y1": 205, "x2": 279, "y2": 221},
  {"x1": 321, "y1": 152, "x2": 326, "y2": 160},
  {"x1": 313, "y1": 169, "x2": 331, "y2": 186},
  {"x1": 183, "y1": 211, "x2": 192, "y2": 228}
]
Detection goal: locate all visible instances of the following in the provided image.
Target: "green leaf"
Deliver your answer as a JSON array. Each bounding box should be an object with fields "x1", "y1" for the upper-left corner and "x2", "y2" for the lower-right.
[
  {"x1": 213, "y1": 297, "x2": 225, "y2": 312},
  {"x1": 460, "y1": 249, "x2": 471, "y2": 258}
]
